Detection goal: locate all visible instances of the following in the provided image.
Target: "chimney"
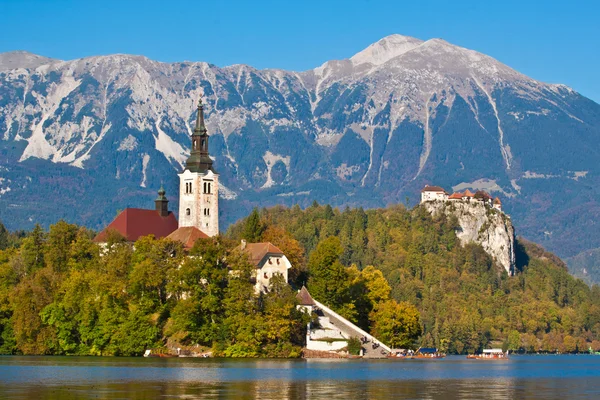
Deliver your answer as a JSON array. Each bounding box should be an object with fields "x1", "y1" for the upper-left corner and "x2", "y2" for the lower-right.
[
  {"x1": 155, "y1": 185, "x2": 169, "y2": 217},
  {"x1": 241, "y1": 239, "x2": 247, "y2": 250}
]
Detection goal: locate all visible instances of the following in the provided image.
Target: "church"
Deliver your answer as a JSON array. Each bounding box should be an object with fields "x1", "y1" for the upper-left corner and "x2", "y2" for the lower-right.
[
  {"x1": 94, "y1": 99, "x2": 219, "y2": 243},
  {"x1": 93, "y1": 99, "x2": 291, "y2": 289}
]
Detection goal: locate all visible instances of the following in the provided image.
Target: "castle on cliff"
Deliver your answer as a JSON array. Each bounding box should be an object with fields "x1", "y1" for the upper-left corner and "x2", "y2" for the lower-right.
[{"x1": 420, "y1": 185, "x2": 502, "y2": 211}]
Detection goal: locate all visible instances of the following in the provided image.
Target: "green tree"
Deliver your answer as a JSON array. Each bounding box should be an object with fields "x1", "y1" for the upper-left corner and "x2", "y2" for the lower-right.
[
  {"x1": 370, "y1": 300, "x2": 422, "y2": 349},
  {"x1": 45, "y1": 220, "x2": 78, "y2": 273},
  {"x1": 20, "y1": 224, "x2": 46, "y2": 272},
  {"x1": 307, "y1": 237, "x2": 356, "y2": 321},
  {"x1": 242, "y1": 208, "x2": 264, "y2": 242}
]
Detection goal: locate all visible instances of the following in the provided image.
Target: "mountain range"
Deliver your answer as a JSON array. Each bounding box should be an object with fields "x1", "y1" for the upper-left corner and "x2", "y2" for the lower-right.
[{"x1": 0, "y1": 34, "x2": 599, "y2": 266}]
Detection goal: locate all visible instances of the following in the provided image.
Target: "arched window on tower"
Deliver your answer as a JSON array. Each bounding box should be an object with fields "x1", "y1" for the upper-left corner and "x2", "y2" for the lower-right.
[{"x1": 186, "y1": 208, "x2": 191, "y2": 216}]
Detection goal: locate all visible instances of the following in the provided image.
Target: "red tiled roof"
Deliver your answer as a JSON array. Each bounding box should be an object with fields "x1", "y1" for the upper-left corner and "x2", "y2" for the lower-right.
[
  {"x1": 494, "y1": 197, "x2": 502, "y2": 204},
  {"x1": 474, "y1": 190, "x2": 492, "y2": 200},
  {"x1": 239, "y1": 242, "x2": 284, "y2": 267},
  {"x1": 167, "y1": 226, "x2": 209, "y2": 249},
  {"x1": 296, "y1": 286, "x2": 315, "y2": 306},
  {"x1": 93, "y1": 208, "x2": 178, "y2": 243},
  {"x1": 421, "y1": 185, "x2": 446, "y2": 193},
  {"x1": 448, "y1": 192, "x2": 463, "y2": 199},
  {"x1": 463, "y1": 189, "x2": 475, "y2": 197}
]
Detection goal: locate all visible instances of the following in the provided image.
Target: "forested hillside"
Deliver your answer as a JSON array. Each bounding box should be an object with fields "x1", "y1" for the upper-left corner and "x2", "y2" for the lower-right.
[
  {"x1": 0, "y1": 223, "x2": 310, "y2": 357},
  {"x1": 1, "y1": 201, "x2": 599, "y2": 356},
  {"x1": 229, "y1": 203, "x2": 600, "y2": 354}
]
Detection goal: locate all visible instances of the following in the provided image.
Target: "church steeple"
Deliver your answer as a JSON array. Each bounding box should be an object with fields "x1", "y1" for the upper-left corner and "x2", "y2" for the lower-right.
[
  {"x1": 155, "y1": 185, "x2": 169, "y2": 217},
  {"x1": 185, "y1": 98, "x2": 214, "y2": 173}
]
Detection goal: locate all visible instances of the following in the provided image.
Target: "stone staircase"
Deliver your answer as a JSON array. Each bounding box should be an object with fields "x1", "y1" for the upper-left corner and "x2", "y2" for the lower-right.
[{"x1": 312, "y1": 299, "x2": 390, "y2": 358}]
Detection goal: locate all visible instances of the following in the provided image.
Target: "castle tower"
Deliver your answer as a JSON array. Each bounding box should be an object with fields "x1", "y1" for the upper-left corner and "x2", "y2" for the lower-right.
[{"x1": 178, "y1": 98, "x2": 219, "y2": 236}]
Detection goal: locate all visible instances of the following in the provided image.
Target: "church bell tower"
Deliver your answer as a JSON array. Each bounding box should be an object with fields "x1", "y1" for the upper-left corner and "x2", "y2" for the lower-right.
[{"x1": 178, "y1": 98, "x2": 219, "y2": 236}]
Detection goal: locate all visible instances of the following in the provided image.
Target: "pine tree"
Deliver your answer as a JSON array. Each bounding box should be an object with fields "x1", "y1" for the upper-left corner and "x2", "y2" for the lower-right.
[{"x1": 242, "y1": 208, "x2": 264, "y2": 242}]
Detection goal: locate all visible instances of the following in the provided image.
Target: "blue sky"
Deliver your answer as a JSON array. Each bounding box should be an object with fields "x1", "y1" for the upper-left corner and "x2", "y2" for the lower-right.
[{"x1": 1, "y1": 0, "x2": 599, "y2": 102}]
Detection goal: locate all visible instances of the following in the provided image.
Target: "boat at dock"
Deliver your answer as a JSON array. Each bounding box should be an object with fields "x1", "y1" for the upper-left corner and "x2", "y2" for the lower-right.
[
  {"x1": 410, "y1": 347, "x2": 446, "y2": 359},
  {"x1": 467, "y1": 348, "x2": 509, "y2": 359}
]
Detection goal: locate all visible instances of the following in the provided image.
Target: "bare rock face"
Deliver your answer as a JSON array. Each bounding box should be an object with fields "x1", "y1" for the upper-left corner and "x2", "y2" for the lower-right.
[{"x1": 423, "y1": 200, "x2": 516, "y2": 275}]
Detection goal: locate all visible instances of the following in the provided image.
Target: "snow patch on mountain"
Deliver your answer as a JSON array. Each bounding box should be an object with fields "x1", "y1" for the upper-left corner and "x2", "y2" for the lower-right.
[
  {"x1": 219, "y1": 183, "x2": 238, "y2": 200},
  {"x1": 19, "y1": 75, "x2": 81, "y2": 161},
  {"x1": 261, "y1": 151, "x2": 291, "y2": 188},
  {"x1": 154, "y1": 118, "x2": 187, "y2": 168},
  {"x1": 140, "y1": 154, "x2": 150, "y2": 188},
  {"x1": 118, "y1": 135, "x2": 138, "y2": 151}
]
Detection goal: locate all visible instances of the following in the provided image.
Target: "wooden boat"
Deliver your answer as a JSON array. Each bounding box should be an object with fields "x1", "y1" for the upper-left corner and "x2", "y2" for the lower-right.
[
  {"x1": 467, "y1": 348, "x2": 508, "y2": 360},
  {"x1": 411, "y1": 354, "x2": 446, "y2": 359},
  {"x1": 410, "y1": 347, "x2": 446, "y2": 359}
]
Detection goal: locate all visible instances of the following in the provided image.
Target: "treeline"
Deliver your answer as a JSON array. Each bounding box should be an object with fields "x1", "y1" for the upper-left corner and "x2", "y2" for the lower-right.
[
  {"x1": 228, "y1": 203, "x2": 600, "y2": 354},
  {"x1": 2, "y1": 200, "x2": 600, "y2": 356},
  {"x1": 0, "y1": 222, "x2": 309, "y2": 356}
]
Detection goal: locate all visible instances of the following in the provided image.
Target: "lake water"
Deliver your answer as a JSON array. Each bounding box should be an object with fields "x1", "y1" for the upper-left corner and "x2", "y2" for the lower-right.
[{"x1": 1, "y1": 355, "x2": 599, "y2": 399}]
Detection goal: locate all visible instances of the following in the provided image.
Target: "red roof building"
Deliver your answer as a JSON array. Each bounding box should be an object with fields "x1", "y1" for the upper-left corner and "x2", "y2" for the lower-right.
[
  {"x1": 238, "y1": 240, "x2": 291, "y2": 293},
  {"x1": 239, "y1": 241, "x2": 285, "y2": 266},
  {"x1": 167, "y1": 226, "x2": 209, "y2": 249},
  {"x1": 296, "y1": 286, "x2": 315, "y2": 306},
  {"x1": 421, "y1": 185, "x2": 446, "y2": 193},
  {"x1": 93, "y1": 208, "x2": 178, "y2": 243},
  {"x1": 93, "y1": 187, "x2": 178, "y2": 243}
]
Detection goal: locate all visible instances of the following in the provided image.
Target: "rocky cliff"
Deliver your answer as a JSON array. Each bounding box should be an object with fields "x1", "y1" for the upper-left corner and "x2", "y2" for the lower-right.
[{"x1": 423, "y1": 200, "x2": 516, "y2": 275}]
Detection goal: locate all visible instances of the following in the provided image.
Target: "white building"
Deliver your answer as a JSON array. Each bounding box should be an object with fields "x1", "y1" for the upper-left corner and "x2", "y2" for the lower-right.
[
  {"x1": 178, "y1": 99, "x2": 219, "y2": 237},
  {"x1": 239, "y1": 240, "x2": 292, "y2": 293},
  {"x1": 420, "y1": 185, "x2": 448, "y2": 203}
]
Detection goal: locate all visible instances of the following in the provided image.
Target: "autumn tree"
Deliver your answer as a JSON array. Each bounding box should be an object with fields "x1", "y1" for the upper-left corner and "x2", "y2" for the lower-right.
[{"x1": 370, "y1": 300, "x2": 422, "y2": 349}]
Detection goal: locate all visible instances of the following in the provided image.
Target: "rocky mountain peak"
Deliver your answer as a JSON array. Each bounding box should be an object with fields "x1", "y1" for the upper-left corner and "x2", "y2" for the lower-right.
[
  {"x1": 349, "y1": 34, "x2": 424, "y2": 66},
  {"x1": 0, "y1": 51, "x2": 58, "y2": 71},
  {"x1": 0, "y1": 35, "x2": 598, "y2": 263}
]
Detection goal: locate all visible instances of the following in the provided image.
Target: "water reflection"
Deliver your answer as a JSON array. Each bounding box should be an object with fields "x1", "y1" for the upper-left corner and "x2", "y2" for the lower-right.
[{"x1": 1, "y1": 356, "x2": 600, "y2": 399}]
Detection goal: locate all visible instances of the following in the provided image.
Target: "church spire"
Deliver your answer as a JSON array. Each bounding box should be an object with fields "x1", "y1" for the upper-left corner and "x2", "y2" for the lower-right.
[
  {"x1": 185, "y1": 97, "x2": 214, "y2": 173},
  {"x1": 194, "y1": 98, "x2": 207, "y2": 135},
  {"x1": 154, "y1": 185, "x2": 169, "y2": 217}
]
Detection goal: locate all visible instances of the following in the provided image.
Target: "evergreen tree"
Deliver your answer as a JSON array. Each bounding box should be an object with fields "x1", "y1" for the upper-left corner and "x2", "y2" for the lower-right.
[
  {"x1": 0, "y1": 222, "x2": 8, "y2": 250},
  {"x1": 242, "y1": 208, "x2": 264, "y2": 242}
]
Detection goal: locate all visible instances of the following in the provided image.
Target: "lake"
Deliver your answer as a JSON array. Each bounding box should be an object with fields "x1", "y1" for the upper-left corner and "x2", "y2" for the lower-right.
[{"x1": 1, "y1": 355, "x2": 599, "y2": 399}]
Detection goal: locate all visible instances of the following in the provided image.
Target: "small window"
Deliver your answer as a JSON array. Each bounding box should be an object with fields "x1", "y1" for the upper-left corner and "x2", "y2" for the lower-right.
[
  {"x1": 186, "y1": 208, "x2": 190, "y2": 216},
  {"x1": 276, "y1": 259, "x2": 280, "y2": 265},
  {"x1": 208, "y1": 183, "x2": 212, "y2": 194},
  {"x1": 264, "y1": 272, "x2": 268, "y2": 279}
]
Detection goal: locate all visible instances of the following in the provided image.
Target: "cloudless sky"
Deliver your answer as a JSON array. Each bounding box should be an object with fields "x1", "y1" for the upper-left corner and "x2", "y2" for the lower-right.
[{"x1": 1, "y1": 0, "x2": 599, "y2": 102}]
